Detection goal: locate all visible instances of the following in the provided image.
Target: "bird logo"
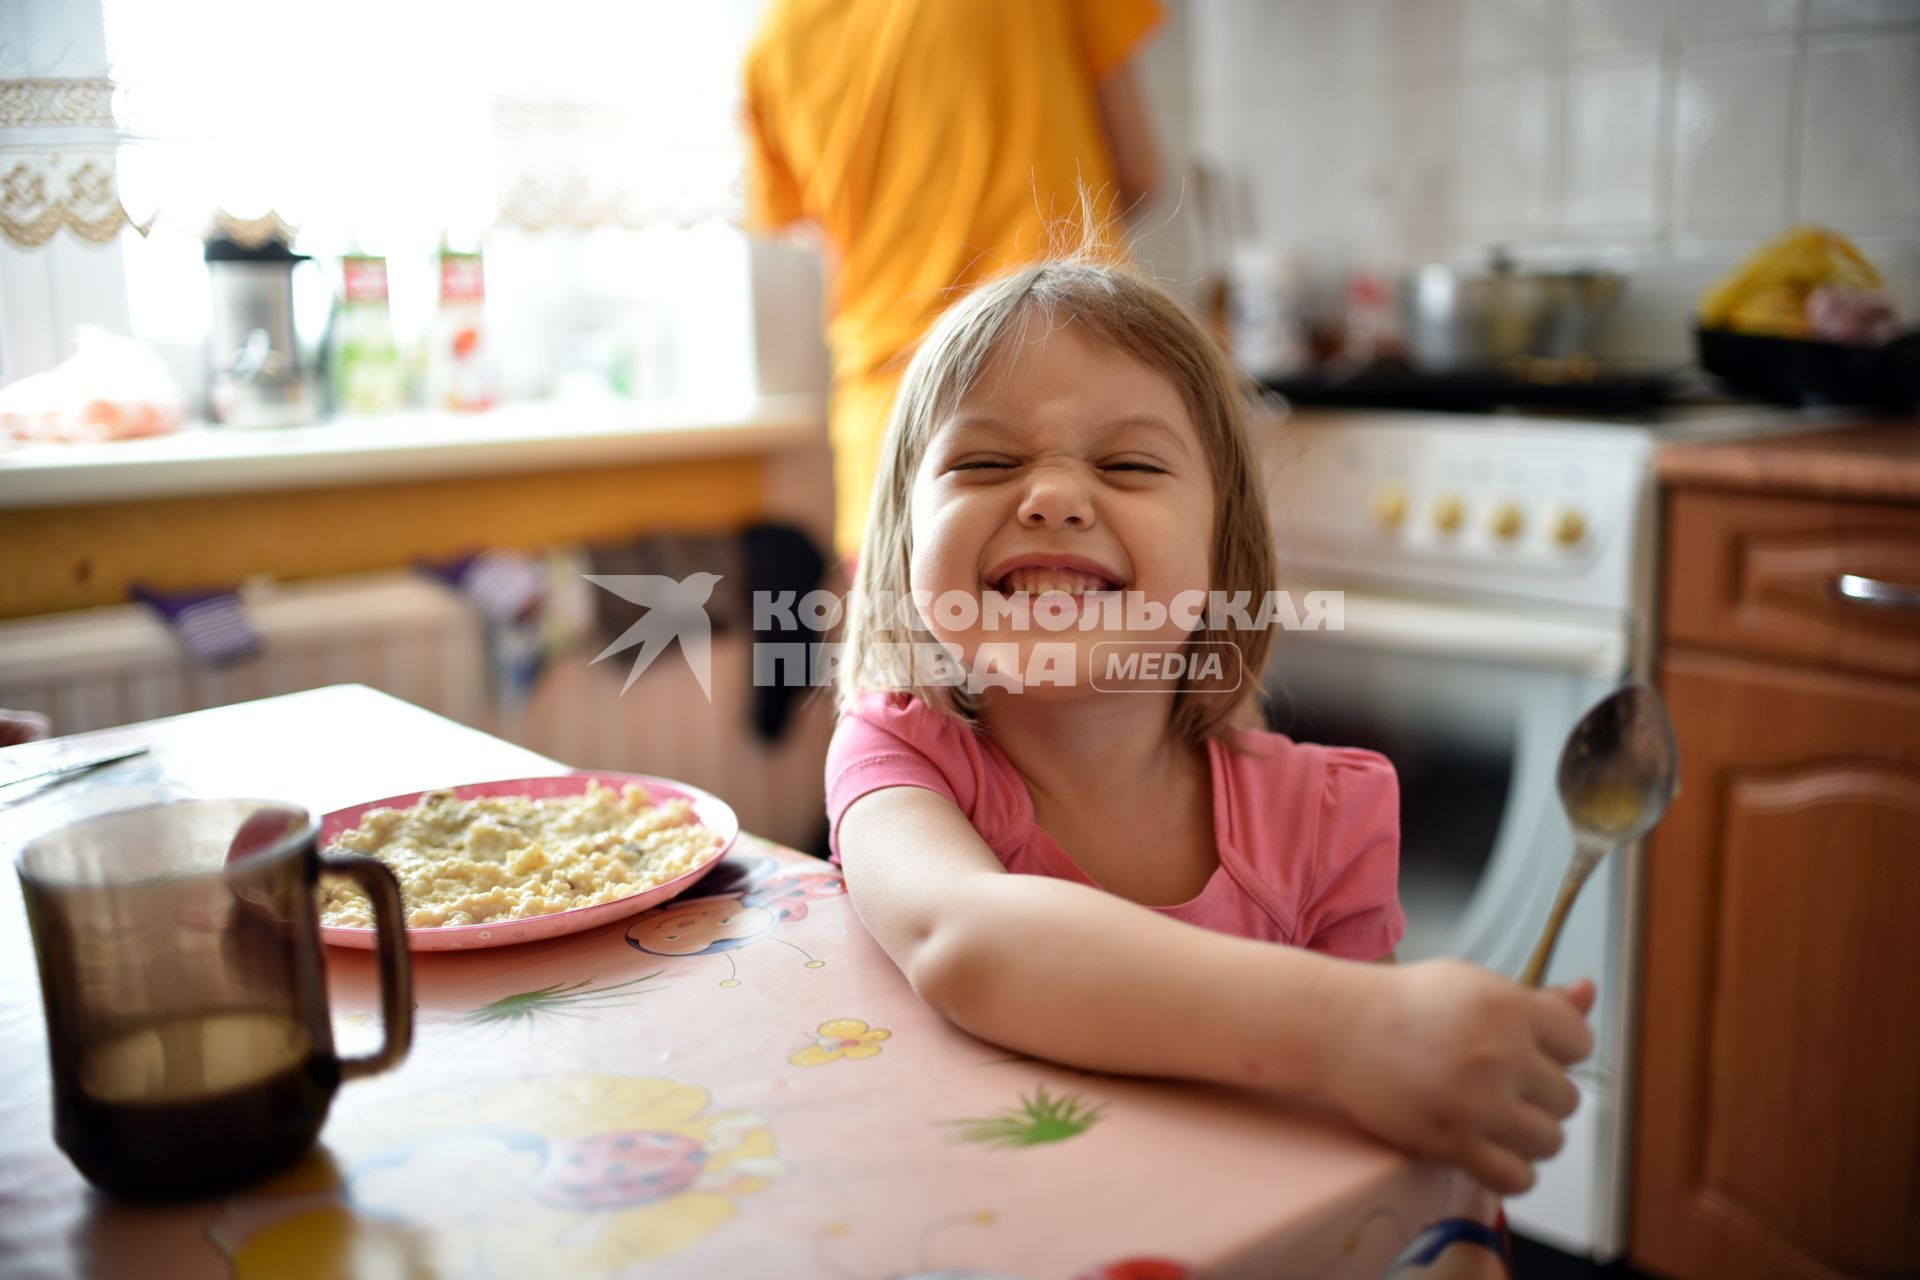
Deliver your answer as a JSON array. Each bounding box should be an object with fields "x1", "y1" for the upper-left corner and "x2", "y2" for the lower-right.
[{"x1": 582, "y1": 572, "x2": 723, "y2": 698}]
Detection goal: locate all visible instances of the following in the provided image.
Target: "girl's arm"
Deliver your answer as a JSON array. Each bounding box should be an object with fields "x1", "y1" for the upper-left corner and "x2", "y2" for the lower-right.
[
  {"x1": 1094, "y1": 60, "x2": 1162, "y2": 220},
  {"x1": 840, "y1": 783, "x2": 1352, "y2": 1095},
  {"x1": 839, "y1": 784, "x2": 1595, "y2": 1196}
]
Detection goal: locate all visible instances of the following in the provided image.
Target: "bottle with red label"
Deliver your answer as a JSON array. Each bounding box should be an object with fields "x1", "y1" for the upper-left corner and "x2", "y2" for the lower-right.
[{"x1": 426, "y1": 241, "x2": 496, "y2": 411}]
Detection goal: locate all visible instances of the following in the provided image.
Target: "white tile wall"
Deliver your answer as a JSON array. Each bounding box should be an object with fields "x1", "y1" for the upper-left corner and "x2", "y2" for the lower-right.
[
  {"x1": 1799, "y1": 31, "x2": 1920, "y2": 224},
  {"x1": 1805, "y1": 0, "x2": 1920, "y2": 31},
  {"x1": 1456, "y1": 68, "x2": 1560, "y2": 231},
  {"x1": 1683, "y1": 0, "x2": 1801, "y2": 41},
  {"x1": 1385, "y1": 0, "x2": 1468, "y2": 69},
  {"x1": 1565, "y1": 55, "x2": 1665, "y2": 227},
  {"x1": 1566, "y1": 0, "x2": 1671, "y2": 51},
  {"x1": 1462, "y1": 0, "x2": 1566, "y2": 63},
  {"x1": 1674, "y1": 39, "x2": 1797, "y2": 228},
  {"x1": 1186, "y1": 0, "x2": 1920, "y2": 360}
]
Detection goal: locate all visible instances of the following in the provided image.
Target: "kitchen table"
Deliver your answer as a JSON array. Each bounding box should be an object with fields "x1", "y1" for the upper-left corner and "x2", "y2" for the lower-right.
[{"x1": 0, "y1": 685, "x2": 1497, "y2": 1279}]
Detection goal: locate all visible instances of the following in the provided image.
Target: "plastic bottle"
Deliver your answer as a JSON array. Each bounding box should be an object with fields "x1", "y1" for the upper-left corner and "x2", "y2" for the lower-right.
[
  {"x1": 1227, "y1": 243, "x2": 1308, "y2": 379},
  {"x1": 328, "y1": 252, "x2": 407, "y2": 416},
  {"x1": 1342, "y1": 266, "x2": 1405, "y2": 367},
  {"x1": 426, "y1": 240, "x2": 496, "y2": 412}
]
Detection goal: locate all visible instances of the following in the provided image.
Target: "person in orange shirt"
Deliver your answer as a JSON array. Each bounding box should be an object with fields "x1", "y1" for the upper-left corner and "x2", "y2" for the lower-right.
[{"x1": 742, "y1": 0, "x2": 1165, "y2": 560}]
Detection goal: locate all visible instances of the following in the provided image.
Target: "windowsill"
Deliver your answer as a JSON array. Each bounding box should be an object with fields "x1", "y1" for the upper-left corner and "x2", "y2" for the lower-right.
[{"x1": 0, "y1": 393, "x2": 825, "y2": 510}]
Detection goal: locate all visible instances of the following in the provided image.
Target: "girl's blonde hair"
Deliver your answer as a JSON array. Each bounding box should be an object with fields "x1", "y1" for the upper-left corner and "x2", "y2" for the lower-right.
[{"x1": 840, "y1": 257, "x2": 1278, "y2": 746}]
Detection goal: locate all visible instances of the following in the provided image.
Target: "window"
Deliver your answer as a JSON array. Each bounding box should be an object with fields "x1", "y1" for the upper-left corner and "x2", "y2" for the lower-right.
[{"x1": 12, "y1": 0, "x2": 761, "y2": 404}]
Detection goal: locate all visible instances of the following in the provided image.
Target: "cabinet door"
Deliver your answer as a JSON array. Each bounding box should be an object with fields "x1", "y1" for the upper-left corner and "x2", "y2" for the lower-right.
[{"x1": 1632, "y1": 651, "x2": 1920, "y2": 1279}]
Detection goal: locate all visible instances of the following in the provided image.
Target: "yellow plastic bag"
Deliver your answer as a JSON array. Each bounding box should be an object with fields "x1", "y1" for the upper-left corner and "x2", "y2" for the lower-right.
[{"x1": 1698, "y1": 225, "x2": 1885, "y2": 338}]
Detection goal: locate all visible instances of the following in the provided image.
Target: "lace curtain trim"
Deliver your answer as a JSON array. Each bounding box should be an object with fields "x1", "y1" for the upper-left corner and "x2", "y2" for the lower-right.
[{"x1": 0, "y1": 78, "x2": 143, "y2": 247}]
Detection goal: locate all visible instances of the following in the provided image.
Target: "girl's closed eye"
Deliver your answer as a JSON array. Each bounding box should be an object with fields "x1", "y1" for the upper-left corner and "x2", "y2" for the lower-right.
[
  {"x1": 1101, "y1": 458, "x2": 1168, "y2": 474},
  {"x1": 949, "y1": 457, "x2": 1019, "y2": 473}
]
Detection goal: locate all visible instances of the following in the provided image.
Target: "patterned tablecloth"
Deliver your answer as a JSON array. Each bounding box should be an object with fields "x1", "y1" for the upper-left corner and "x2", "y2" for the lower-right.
[{"x1": 0, "y1": 686, "x2": 1500, "y2": 1280}]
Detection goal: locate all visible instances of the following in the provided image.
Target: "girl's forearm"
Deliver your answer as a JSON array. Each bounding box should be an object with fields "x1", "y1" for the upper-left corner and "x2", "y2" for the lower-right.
[{"x1": 909, "y1": 873, "x2": 1373, "y2": 1094}]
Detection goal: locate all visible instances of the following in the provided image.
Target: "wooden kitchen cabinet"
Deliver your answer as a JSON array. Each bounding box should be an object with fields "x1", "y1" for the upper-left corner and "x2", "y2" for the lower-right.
[{"x1": 1632, "y1": 427, "x2": 1920, "y2": 1280}]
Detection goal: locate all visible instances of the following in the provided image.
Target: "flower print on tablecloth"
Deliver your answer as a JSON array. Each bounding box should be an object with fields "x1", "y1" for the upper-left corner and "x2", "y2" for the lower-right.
[
  {"x1": 328, "y1": 975, "x2": 664, "y2": 1056},
  {"x1": 942, "y1": 1085, "x2": 1107, "y2": 1149},
  {"x1": 625, "y1": 852, "x2": 845, "y2": 986},
  {"x1": 790, "y1": 1018, "x2": 891, "y2": 1066},
  {"x1": 205, "y1": 1074, "x2": 788, "y2": 1278},
  {"x1": 450, "y1": 971, "x2": 668, "y2": 1033}
]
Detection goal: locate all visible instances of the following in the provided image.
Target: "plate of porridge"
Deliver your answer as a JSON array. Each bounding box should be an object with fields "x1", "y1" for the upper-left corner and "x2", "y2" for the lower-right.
[{"x1": 315, "y1": 772, "x2": 737, "y2": 951}]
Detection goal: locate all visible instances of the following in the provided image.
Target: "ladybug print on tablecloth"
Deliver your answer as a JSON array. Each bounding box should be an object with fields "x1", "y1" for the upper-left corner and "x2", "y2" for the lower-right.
[
  {"x1": 744, "y1": 864, "x2": 847, "y2": 918},
  {"x1": 532, "y1": 1129, "x2": 708, "y2": 1211},
  {"x1": 1074, "y1": 1262, "x2": 1190, "y2": 1280}
]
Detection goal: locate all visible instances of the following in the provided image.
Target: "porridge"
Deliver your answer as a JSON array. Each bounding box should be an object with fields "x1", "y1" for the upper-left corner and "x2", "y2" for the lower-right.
[{"x1": 321, "y1": 782, "x2": 722, "y2": 930}]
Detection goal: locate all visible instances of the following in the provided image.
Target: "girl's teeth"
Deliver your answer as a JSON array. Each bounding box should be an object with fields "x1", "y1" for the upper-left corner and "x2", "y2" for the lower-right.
[{"x1": 1001, "y1": 568, "x2": 1109, "y2": 595}]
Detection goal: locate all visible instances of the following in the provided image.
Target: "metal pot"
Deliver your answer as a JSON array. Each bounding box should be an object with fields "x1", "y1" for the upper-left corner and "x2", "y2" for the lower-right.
[{"x1": 1403, "y1": 249, "x2": 1623, "y2": 372}]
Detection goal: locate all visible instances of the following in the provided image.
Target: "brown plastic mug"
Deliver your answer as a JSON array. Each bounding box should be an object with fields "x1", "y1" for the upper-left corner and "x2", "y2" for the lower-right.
[{"x1": 12, "y1": 787, "x2": 411, "y2": 1202}]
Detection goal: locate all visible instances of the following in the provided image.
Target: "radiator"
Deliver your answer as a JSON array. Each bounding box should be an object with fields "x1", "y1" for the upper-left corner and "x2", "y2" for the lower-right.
[{"x1": 0, "y1": 571, "x2": 834, "y2": 852}]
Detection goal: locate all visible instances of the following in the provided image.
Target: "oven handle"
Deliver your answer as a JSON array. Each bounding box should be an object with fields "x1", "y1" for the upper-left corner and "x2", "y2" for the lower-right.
[{"x1": 1295, "y1": 589, "x2": 1630, "y2": 676}]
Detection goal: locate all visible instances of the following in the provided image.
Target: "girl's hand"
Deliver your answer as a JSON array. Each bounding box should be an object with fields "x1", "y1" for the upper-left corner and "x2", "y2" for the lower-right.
[
  {"x1": 1320, "y1": 958, "x2": 1595, "y2": 1196},
  {"x1": 0, "y1": 710, "x2": 50, "y2": 747}
]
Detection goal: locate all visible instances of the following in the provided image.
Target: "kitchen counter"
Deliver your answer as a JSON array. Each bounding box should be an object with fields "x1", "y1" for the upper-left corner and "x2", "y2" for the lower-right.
[
  {"x1": 0, "y1": 394, "x2": 822, "y2": 510},
  {"x1": 0, "y1": 395, "x2": 830, "y2": 619},
  {"x1": 1657, "y1": 417, "x2": 1920, "y2": 502}
]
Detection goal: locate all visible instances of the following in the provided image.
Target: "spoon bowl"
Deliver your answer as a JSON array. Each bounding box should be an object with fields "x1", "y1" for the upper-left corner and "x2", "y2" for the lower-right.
[
  {"x1": 1557, "y1": 684, "x2": 1679, "y2": 848},
  {"x1": 1521, "y1": 683, "x2": 1679, "y2": 988}
]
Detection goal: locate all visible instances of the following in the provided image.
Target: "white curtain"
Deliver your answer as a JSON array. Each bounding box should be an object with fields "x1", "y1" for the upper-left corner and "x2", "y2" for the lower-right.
[
  {"x1": 103, "y1": 0, "x2": 750, "y2": 247},
  {"x1": 2, "y1": 0, "x2": 761, "y2": 401}
]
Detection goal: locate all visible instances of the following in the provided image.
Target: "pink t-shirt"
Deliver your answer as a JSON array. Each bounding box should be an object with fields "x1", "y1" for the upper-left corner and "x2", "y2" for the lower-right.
[{"x1": 824, "y1": 691, "x2": 1406, "y2": 962}]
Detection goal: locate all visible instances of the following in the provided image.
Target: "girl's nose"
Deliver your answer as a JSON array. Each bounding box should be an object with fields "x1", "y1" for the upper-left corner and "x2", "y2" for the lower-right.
[{"x1": 1017, "y1": 466, "x2": 1095, "y2": 529}]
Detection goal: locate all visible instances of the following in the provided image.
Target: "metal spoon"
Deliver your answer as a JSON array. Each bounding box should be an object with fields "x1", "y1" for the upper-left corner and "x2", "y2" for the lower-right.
[
  {"x1": 1520, "y1": 683, "x2": 1679, "y2": 988},
  {"x1": 0, "y1": 746, "x2": 151, "y2": 809}
]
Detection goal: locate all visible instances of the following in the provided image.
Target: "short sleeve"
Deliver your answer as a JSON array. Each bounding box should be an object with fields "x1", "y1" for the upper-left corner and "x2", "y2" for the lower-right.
[
  {"x1": 1300, "y1": 748, "x2": 1407, "y2": 963},
  {"x1": 741, "y1": 54, "x2": 806, "y2": 231},
  {"x1": 824, "y1": 708, "x2": 960, "y2": 863},
  {"x1": 1069, "y1": 0, "x2": 1165, "y2": 81}
]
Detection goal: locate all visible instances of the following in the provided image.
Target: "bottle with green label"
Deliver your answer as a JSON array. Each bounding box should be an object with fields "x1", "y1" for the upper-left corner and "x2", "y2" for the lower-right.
[{"x1": 328, "y1": 254, "x2": 407, "y2": 416}]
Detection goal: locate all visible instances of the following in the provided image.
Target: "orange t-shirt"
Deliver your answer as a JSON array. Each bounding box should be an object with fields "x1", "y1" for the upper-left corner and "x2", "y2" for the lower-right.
[{"x1": 742, "y1": 0, "x2": 1164, "y2": 556}]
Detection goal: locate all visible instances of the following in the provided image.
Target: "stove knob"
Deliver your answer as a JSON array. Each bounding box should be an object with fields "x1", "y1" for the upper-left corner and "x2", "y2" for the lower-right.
[
  {"x1": 1370, "y1": 484, "x2": 1408, "y2": 531},
  {"x1": 1490, "y1": 501, "x2": 1525, "y2": 542},
  {"x1": 1432, "y1": 493, "x2": 1465, "y2": 535},
  {"x1": 1552, "y1": 507, "x2": 1588, "y2": 548}
]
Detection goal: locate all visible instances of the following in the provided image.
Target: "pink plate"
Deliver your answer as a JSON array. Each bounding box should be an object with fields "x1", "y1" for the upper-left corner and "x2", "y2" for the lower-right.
[{"x1": 316, "y1": 772, "x2": 738, "y2": 952}]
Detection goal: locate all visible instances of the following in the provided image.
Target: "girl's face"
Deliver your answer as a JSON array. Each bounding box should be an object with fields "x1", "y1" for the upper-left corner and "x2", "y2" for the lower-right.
[{"x1": 908, "y1": 320, "x2": 1216, "y2": 695}]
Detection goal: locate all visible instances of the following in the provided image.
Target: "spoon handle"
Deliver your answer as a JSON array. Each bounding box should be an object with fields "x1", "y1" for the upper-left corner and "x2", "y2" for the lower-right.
[{"x1": 1521, "y1": 842, "x2": 1609, "y2": 988}]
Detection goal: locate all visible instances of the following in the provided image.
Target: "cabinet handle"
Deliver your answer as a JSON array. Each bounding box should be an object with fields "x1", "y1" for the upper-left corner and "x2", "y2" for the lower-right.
[{"x1": 1836, "y1": 574, "x2": 1920, "y2": 612}]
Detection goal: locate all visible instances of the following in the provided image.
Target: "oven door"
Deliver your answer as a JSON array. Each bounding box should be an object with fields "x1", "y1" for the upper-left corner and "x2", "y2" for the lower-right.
[
  {"x1": 1265, "y1": 588, "x2": 1629, "y2": 974},
  {"x1": 1264, "y1": 588, "x2": 1639, "y2": 1257}
]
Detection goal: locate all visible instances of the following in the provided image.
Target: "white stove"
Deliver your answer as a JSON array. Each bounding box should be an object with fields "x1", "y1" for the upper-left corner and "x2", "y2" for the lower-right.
[{"x1": 1260, "y1": 405, "x2": 1810, "y2": 1259}]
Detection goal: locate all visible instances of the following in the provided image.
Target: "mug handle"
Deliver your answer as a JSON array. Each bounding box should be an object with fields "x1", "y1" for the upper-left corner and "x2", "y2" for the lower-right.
[{"x1": 323, "y1": 853, "x2": 414, "y2": 1080}]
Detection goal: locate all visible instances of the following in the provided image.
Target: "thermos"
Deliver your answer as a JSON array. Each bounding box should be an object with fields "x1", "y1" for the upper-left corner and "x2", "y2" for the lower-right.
[{"x1": 205, "y1": 233, "x2": 314, "y2": 428}]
